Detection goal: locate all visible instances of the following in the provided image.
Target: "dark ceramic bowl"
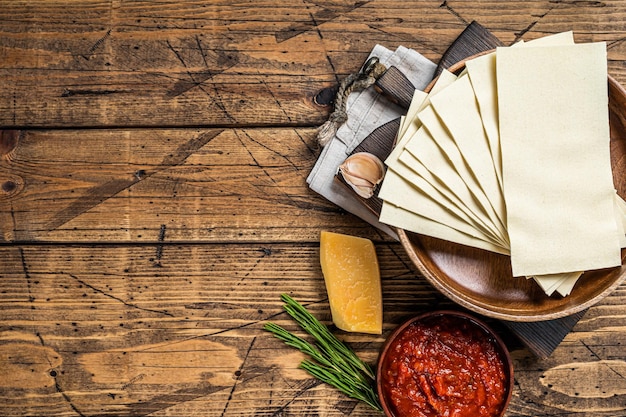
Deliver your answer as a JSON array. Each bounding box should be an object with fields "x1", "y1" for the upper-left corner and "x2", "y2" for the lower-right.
[{"x1": 376, "y1": 310, "x2": 513, "y2": 417}]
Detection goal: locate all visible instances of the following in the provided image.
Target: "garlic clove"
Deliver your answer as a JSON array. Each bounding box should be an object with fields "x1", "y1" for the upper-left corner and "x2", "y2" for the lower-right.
[{"x1": 337, "y1": 152, "x2": 385, "y2": 199}]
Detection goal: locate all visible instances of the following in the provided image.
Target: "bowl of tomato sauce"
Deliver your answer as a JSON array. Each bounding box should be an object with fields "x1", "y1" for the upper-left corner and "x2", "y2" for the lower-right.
[{"x1": 376, "y1": 311, "x2": 513, "y2": 417}]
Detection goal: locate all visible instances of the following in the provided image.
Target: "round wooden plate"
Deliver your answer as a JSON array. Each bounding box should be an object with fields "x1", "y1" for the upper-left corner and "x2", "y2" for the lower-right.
[{"x1": 398, "y1": 60, "x2": 626, "y2": 322}]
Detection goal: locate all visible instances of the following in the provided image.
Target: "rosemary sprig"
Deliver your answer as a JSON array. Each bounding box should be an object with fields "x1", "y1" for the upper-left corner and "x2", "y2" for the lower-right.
[{"x1": 264, "y1": 293, "x2": 382, "y2": 411}]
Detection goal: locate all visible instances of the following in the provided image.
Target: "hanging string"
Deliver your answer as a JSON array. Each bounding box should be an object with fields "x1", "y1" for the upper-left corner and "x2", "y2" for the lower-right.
[{"x1": 316, "y1": 57, "x2": 387, "y2": 147}]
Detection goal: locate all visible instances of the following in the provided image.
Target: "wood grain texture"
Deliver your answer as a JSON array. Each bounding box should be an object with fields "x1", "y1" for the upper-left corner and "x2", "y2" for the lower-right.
[
  {"x1": 1, "y1": 127, "x2": 394, "y2": 243},
  {"x1": 3, "y1": 1, "x2": 626, "y2": 416},
  {"x1": 1, "y1": 244, "x2": 625, "y2": 416},
  {"x1": 0, "y1": 244, "x2": 444, "y2": 416},
  {"x1": 1, "y1": 1, "x2": 626, "y2": 128}
]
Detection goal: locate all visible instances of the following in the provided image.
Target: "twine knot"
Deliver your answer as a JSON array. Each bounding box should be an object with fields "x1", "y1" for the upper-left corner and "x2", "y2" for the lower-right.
[{"x1": 317, "y1": 57, "x2": 387, "y2": 147}]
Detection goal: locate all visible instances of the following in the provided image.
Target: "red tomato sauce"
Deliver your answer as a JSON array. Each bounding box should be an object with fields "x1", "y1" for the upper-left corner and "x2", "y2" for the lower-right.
[{"x1": 380, "y1": 314, "x2": 509, "y2": 417}]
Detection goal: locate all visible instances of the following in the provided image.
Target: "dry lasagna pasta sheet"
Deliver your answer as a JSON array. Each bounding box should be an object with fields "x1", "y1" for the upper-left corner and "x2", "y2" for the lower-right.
[
  {"x1": 378, "y1": 32, "x2": 626, "y2": 296},
  {"x1": 497, "y1": 42, "x2": 621, "y2": 276}
]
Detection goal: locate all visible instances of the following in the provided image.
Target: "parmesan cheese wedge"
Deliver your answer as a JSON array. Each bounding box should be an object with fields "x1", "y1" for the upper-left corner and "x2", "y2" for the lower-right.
[{"x1": 319, "y1": 231, "x2": 382, "y2": 334}]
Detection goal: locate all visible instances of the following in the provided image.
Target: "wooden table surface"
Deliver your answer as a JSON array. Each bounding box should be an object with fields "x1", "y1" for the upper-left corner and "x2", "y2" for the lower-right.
[{"x1": 2, "y1": 1, "x2": 626, "y2": 416}]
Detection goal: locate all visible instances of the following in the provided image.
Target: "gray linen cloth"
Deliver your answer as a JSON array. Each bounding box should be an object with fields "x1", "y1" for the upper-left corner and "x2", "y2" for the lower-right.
[{"x1": 306, "y1": 45, "x2": 437, "y2": 238}]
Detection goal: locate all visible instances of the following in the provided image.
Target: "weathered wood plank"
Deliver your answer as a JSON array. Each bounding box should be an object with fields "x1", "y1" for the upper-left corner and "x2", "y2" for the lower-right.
[
  {"x1": 0, "y1": 127, "x2": 395, "y2": 243},
  {"x1": 0, "y1": 243, "x2": 439, "y2": 416},
  {"x1": 3, "y1": 2, "x2": 626, "y2": 416},
  {"x1": 2, "y1": 1, "x2": 626, "y2": 128},
  {"x1": 1, "y1": 244, "x2": 624, "y2": 416}
]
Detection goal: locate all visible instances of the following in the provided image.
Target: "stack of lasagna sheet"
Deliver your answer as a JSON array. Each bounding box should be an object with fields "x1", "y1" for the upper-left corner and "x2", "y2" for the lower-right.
[{"x1": 378, "y1": 32, "x2": 626, "y2": 296}]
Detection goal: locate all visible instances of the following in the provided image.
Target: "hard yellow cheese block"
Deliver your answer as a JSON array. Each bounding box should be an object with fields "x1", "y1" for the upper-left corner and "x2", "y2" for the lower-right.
[{"x1": 319, "y1": 231, "x2": 382, "y2": 334}]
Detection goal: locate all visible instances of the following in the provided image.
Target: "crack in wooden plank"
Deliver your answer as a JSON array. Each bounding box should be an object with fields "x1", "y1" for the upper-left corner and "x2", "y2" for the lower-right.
[
  {"x1": 243, "y1": 130, "x2": 301, "y2": 172},
  {"x1": 549, "y1": 0, "x2": 606, "y2": 6},
  {"x1": 12, "y1": 90, "x2": 16, "y2": 125},
  {"x1": 235, "y1": 130, "x2": 278, "y2": 182},
  {"x1": 220, "y1": 337, "x2": 256, "y2": 417},
  {"x1": 34, "y1": 332, "x2": 86, "y2": 416},
  {"x1": 253, "y1": 378, "x2": 323, "y2": 417},
  {"x1": 125, "y1": 384, "x2": 229, "y2": 415},
  {"x1": 580, "y1": 340, "x2": 601, "y2": 359},
  {"x1": 153, "y1": 224, "x2": 167, "y2": 267},
  {"x1": 165, "y1": 38, "x2": 206, "y2": 98},
  {"x1": 123, "y1": 364, "x2": 274, "y2": 416},
  {"x1": 45, "y1": 129, "x2": 223, "y2": 231},
  {"x1": 55, "y1": 378, "x2": 87, "y2": 417},
  {"x1": 293, "y1": 129, "x2": 318, "y2": 158},
  {"x1": 513, "y1": 7, "x2": 555, "y2": 42},
  {"x1": 18, "y1": 247, "x2": 35, "y2": 303},
  {"x1": 7, "y1": 203, "x2": 17, "y2": 242},
  {"x1": 367, "y1": 24, "x2": 440, "y2": 55},
  {"x1": 274, "y1": 1, "x2": 372, "y2": 43},
  {"x1": 67, "y1": 273, "x2": 175, "y2": 317},
  {"x1": 121, "y1": 338, "x2": 270, "y2": 416},
  {"x1": 61, "y1": 88, "x2": 130, "y2": 97},
  {"x1": 440, "y1": 1, "x2": 469, "y2": 25},
  {"x1": 260, "y1": 79, "x2": 293, "y2": 123},
  {"x1": 232, "y1": 130, "x2": 323, "y2": 227},
  {"x1": 603, "y1": 361, "x2": 626, "y2": 380},
  {"x1": 607, "y1": 37, "x2": 626, "y2": 50},
  {"x1": 237, "y1": 246, "x2": 275, "y2": 283},
  {"x1": 164, "y1": 37, "x2": 239, "y2": 124},
  {"x1": 82, "y1": 28, "x2": 112, "y2": 60}
]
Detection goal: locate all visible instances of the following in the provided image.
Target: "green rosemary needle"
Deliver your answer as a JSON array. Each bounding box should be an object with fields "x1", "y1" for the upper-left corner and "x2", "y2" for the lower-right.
[{"x1": 264, "y1": 294, "x2": 382, "y2": 411}]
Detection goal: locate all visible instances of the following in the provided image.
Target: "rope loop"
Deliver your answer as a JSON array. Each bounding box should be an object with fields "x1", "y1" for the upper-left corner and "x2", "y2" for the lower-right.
[{"x1": 316, "y1": 56, "x2": 387, "y2": 147}]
